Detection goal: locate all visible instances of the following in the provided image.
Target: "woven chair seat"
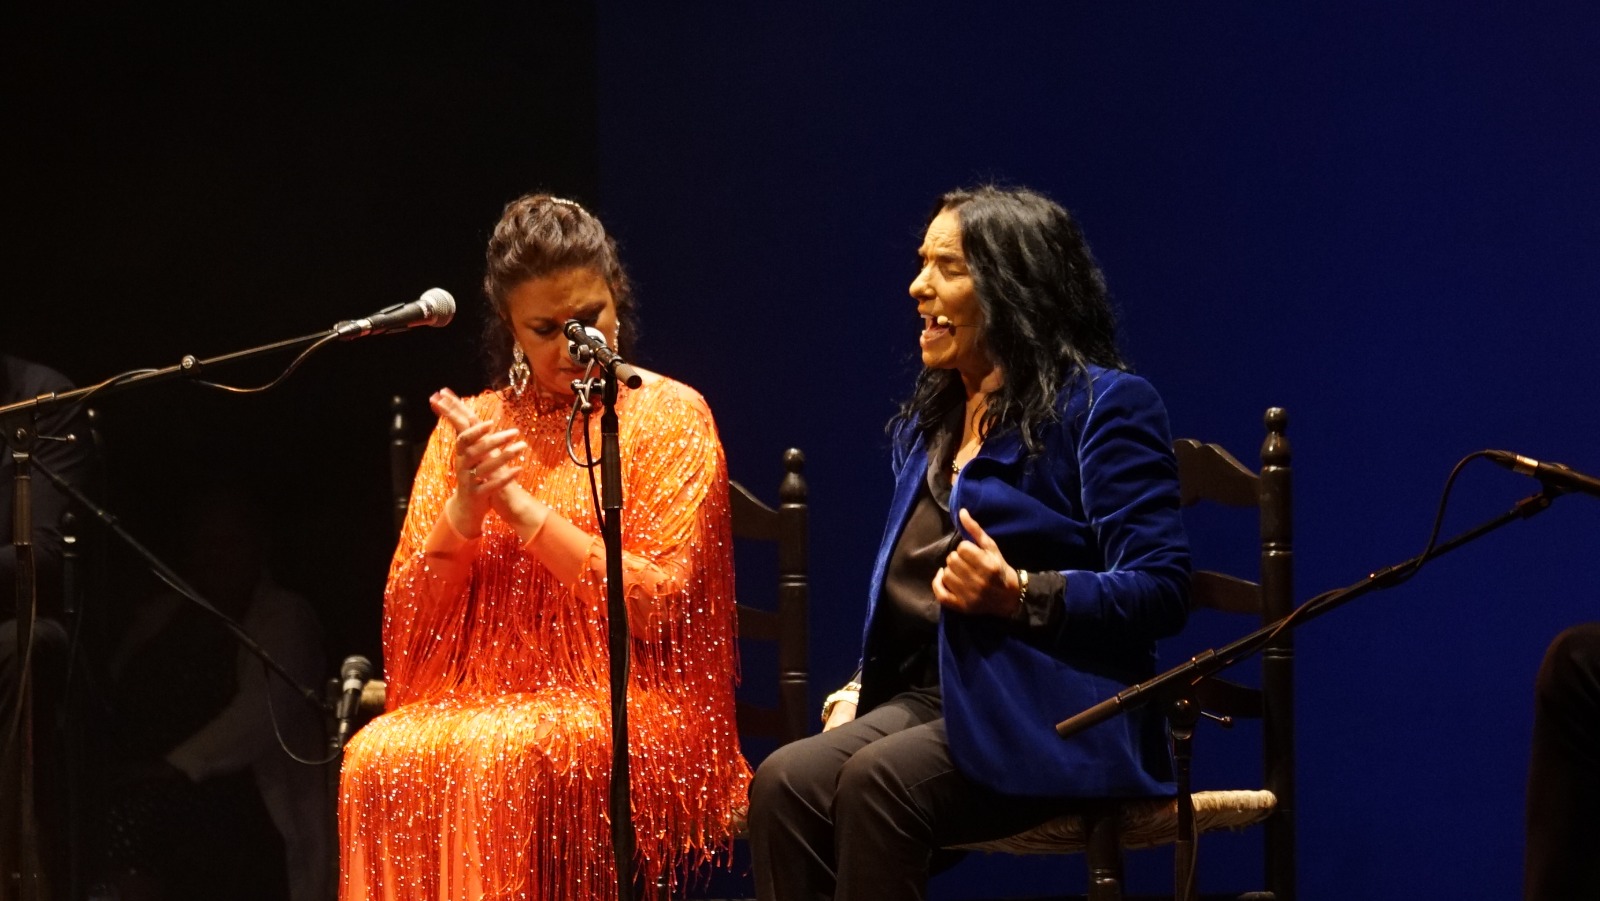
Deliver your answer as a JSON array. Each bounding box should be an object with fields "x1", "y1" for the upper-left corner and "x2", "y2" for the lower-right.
[{"x1": 952, "y1": 789, "x2": 1277, "y2": 855}]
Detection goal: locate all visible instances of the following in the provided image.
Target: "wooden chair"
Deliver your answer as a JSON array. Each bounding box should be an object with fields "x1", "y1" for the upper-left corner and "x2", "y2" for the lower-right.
[
  {"x1": 727, "y1": 447, "x2": 810, "y2": 749},
  {"x1": 952, "y1": 407, "x2": 1295, "y2": 901}
]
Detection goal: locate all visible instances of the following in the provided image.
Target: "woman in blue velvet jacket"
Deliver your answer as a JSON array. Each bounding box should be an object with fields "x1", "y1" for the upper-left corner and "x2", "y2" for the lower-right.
[{"x1": 749, "y1": 185, "x2": 1191, "y2": 901}]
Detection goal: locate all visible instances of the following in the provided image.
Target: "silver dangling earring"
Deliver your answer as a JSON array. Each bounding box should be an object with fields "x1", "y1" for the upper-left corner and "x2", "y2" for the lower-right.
[{"x1": 508, "y1": 344, "x2": 531, "y2": 397}]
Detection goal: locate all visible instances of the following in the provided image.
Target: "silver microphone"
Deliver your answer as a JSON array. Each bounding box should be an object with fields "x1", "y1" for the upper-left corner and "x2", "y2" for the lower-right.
[{"x1": 333, "y1": 288, "x2": 456, "y2": 340}]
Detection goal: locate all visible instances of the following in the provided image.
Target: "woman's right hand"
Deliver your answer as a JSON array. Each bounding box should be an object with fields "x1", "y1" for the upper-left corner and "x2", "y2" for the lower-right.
[
  {"x1": 820, "y1": 679, "x2": 862, "y2": 732},
  {"x1": 822, "y1": 700, "x2": 857, "y2": 732},
  {"x1": 430, "y1": 388, "x2": 529, "y2": 539}
]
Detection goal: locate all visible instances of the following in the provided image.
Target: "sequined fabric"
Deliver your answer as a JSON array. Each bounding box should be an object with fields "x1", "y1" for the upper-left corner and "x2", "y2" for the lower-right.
[{"x1": 339, "y1": 376, "x2": 750, "y2": 901}]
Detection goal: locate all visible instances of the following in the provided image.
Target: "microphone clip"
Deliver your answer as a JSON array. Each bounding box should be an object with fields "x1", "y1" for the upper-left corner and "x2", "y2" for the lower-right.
[
  {"x1": 567, "y1": 335, "x2": 599, "y2": 367},
  {"x1": 570, "y1": 375, "x2": 604, "y2": 415}
]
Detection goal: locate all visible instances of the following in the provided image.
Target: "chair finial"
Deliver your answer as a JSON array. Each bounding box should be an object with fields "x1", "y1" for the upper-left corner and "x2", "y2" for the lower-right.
[
  {"x1": 1262, "y1": 407, "x2": 1290, "y2": 468},
  {"x1": 781, "y1": 448, "x2": 807, "y2": 504}
]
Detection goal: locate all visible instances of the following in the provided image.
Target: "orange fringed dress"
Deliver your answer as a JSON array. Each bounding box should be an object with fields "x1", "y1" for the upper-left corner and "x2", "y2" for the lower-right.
[{"x1": 339, "y1": 375, "x2": 751, "y2": 901}]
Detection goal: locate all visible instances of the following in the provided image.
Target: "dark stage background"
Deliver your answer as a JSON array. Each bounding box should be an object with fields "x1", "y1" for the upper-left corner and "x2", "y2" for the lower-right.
[
  {"x1": 8, "y1": 3, "x2": 1600, "y2": 900},
  {"x1": 3, "y1": 2, "x2": 598, "y2": 662}
]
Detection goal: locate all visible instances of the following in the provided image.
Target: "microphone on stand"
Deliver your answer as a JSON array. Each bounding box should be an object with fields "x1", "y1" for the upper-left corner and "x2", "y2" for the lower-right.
[
  {"x1": 1485, "y1": 450, "x2": 1600, "y2": 499},
  {"x1": 566, "y1": 324, "x2": 609, "y2": 367},
  {"x1": 563, "y1": 320, "x2": 642, "y2": 388},
  {"x1": 334, "y1": 654, "x2": 375, "y2": 750},
  {"x1": 334, "y1": 288, "x2": 456, "y2": 340}
]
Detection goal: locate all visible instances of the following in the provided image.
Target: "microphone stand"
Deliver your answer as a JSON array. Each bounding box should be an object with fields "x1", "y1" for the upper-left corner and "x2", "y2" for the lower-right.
[
  {"x1": 7, "y1": 435, "x2": 40, "y2": 901},
  {"x1": 1054, "y1": 487, "x2": 1563, "y2": 901},
  {"x1": 598, "y1": 370, "x2": 636, "y2": 901},
  {"x1": 0, "y1": 329, "x2": 344, "y2": 901},
  {"x1": 1057, "y1": 487, "x2": 1561, "y2": 738},
  {"x1": 565, "y1": 322, "x2": 643, "y2": 901}
]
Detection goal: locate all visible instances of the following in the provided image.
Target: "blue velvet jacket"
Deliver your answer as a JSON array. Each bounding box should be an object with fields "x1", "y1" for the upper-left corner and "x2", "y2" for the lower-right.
[{"x1": 859, "y1": 366, "x2": 1191, "y2": 799}]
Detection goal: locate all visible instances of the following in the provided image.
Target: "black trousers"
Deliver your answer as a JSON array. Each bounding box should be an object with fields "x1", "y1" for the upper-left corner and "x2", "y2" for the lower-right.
[
  {"x1": 748, "y1": 690, "x2": 1072, "y2": 901},
  {"x1": 1525, "y1": 622, "x2": 1600, "y2": 900}
]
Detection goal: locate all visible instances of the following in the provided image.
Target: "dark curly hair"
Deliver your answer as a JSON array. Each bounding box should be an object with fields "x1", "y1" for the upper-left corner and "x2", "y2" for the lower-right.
[
  {"x1": 480, "y1": 193, "x2": 639, "y2": 387},
  {"x1": 891, "y1": 185, "x2": 1127, "y2": 456}
]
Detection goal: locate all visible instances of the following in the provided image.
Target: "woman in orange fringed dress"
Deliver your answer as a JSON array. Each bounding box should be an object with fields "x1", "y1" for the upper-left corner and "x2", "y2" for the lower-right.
[{"x1": 339, "y1": 194, "x2": 751, "y2": 901}]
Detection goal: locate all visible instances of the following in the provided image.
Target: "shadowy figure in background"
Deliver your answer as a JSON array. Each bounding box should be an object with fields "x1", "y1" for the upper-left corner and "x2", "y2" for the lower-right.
[
  {"x1": 2, "y1": 352, "x2": 94, "y2": 899},
  {"x1": 1525, "y1": 622, "x2": 1600, "y2": 900},
  {"x1": 92, "y1": 486, "x2": 330, "y2": 901}
]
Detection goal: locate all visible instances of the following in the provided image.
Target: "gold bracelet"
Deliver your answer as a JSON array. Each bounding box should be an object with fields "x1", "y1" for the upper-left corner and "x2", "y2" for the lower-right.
[
  {"x1": 820, "y1": 681, "x2": 862, "y2": 723},
  {"x1": 1015, "y1": 568, "x2": 1030, "y2": 615}
]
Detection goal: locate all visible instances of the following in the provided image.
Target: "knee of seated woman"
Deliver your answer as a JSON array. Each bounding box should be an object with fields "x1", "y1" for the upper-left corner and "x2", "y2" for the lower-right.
[
  {"x1": 751, "y1": 741, "x2": 817, "y2": 802},
  {"x1": 834, "y1": 740, "x2": 915, "y2": 802}
]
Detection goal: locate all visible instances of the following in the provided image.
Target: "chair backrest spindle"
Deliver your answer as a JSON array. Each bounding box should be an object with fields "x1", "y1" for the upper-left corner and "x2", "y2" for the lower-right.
[
  {"x1": 731, "y1": 449, "x2": 811, "y2": 748},
  {"x1": 1258, "y1": 407, "x2": 1295, "y2": 901},
  {"x1": 774, "y1": 448, "x2": 810, "y2": 745},
  {"x1": 389, "y1": 395, "x2": 417, "y2": 538}
]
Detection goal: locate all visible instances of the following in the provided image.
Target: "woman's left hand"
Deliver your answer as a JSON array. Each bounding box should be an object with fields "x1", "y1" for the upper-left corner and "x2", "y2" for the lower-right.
[
  {"x1": 933, "y1": 508, "x2": 1022, "y2": 618},
  {"x1": 430, "y1": 388, "x2": 547, "y2": 541}
]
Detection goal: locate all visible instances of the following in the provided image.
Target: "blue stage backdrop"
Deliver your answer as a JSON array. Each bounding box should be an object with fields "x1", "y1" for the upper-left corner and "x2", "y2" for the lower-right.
[{"x1": 594, "y1": 4, "x2": 1600, "y2": 899}]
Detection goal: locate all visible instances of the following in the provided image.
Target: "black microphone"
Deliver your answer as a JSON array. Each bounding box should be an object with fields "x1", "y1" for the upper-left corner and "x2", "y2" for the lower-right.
[
  {"x1": 334, "y1": 654, "x2": 374, "y2": 749},
  {"x1": 565, "y1": 324, "x2": 609, "y2": 367},
  {"x1": 1485, "y1": 450, "x2": 1600, "y2": 499},
  {"x1": 562, "y1": 320, "x2": 642, "y2": 388},
  {"x1": 334, "y1": 288, "x2": 456, "y2": 340}
]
